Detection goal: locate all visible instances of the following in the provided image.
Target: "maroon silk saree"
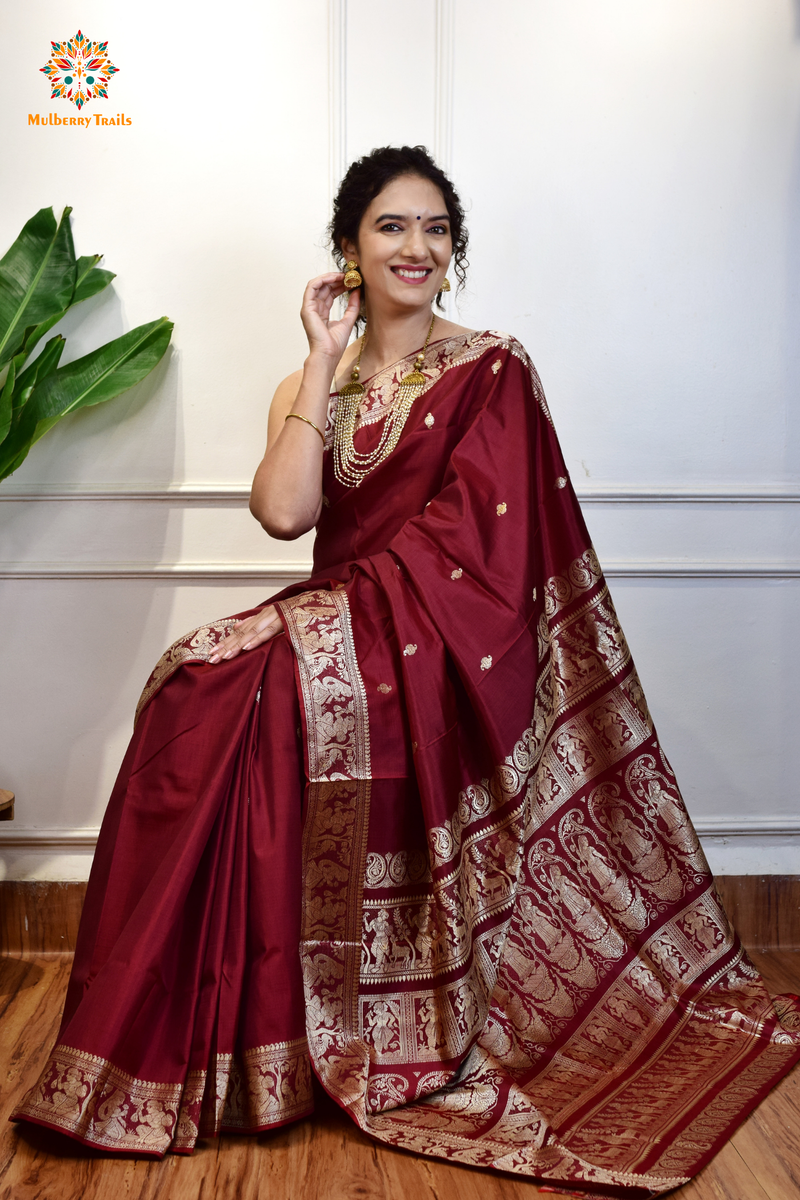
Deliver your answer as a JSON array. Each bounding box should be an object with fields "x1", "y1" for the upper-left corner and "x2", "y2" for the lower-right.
[{"x1": 13, "y1": 331, "x2": 800, "y2": 1197}]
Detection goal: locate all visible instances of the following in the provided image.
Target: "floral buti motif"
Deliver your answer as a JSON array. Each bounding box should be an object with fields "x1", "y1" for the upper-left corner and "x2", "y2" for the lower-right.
[
  {"x1": 424, "y1": 413, "x2": 435, "y2": 428},
  {"x1": 377, "y1": 683, "x2": 392, "y2": 694},
  {"x1": 451, "y1": 568, "x2": 463, "y2": 581},
  {"x1": 403, "y1": 644, "x2": 417, "y2": 657},
  {"x1": 480, "y1": 656, "x2": 493, "y2": 671},
  {"x1": 555, "y1": 476, "x2": 568, "y2": 489},
  {"x1": 496, "y1": 502, "x2": 507, "y2": 515}
]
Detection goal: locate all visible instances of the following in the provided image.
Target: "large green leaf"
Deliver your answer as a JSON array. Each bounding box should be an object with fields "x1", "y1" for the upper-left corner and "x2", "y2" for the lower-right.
[
  {"x1": 0, "y1": 400, "x2": 37, "y2": 480},
  {"x1": 12, "y1": 334, "x2": 65, "y2": 410},
  {"x1": 0, "y1": 358, "x2": 17, "y2": 445},
  {"x1": 0, "y1": 207, "x2": 76, "y2": 368},
  {"x1": 17, "y1": 254, "x2": 115, "y2": 363},
  {"x1": 29, "y1": 316, "x2": 173, "y2": 433},
  {"x1": 73, "y1": 254, "x2": 115, "y2": 304},
  {"x1": 0, "y1": 336, "x2": 64, "y2": 472}
]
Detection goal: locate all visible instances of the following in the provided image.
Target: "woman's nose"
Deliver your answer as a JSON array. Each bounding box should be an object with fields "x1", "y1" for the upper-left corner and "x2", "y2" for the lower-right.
[{"x1": 400, "y1": 225, "x2": 428, "y2": 259}]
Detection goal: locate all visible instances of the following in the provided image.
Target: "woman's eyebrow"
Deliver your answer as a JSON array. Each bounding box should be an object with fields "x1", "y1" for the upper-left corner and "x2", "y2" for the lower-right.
[{"x1": 374, "y1": 213, "x2": 450, "y2": 223}]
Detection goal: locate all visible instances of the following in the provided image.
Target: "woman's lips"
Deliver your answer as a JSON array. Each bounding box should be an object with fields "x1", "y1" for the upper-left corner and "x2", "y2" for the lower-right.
[{"x1": 391, "y1": 266, "x2": 433, "y2": 285}]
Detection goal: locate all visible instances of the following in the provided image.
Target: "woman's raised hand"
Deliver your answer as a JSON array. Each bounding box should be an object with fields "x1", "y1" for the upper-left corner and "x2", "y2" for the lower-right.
[
  {"x1": 300, "y1": 273, "x2": 361, "y2": 363},
  {"x1": 208, "y1": 605, "x2": 283, "y2": 664}
]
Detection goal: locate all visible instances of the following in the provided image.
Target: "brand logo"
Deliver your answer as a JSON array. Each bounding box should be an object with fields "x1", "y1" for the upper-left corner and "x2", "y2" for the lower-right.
[{"x1": 40, "y1": 30, "x2": 119, "y2": 111}]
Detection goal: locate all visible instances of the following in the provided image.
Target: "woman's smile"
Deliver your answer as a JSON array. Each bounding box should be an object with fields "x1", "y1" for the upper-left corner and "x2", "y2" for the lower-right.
[{"x1": 391, "y1": 265, "x2": 433, "y2": 284}]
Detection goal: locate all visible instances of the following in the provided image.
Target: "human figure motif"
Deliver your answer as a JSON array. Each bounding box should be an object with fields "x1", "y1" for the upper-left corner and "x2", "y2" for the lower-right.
[
  {"x1": 364, "y1": 907, "x2": 393, "y2": 973},
  {"x1": 418, "y1": 997, "x2": 446, "y2": 1053}
]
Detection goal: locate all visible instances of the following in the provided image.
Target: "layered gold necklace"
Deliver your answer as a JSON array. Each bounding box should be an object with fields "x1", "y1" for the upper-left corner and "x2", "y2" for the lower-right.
[{"x1": 332, "y1": 314, "x2": 436, "y2": 488}]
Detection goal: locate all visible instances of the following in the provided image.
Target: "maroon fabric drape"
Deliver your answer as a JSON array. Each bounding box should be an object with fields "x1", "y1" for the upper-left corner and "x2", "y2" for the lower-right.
[{"x1": 13, "y1": 331, "x2": 800, "y2": 1196}]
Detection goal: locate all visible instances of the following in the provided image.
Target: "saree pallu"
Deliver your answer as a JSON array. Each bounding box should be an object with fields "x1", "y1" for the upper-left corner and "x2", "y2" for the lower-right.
[{"x1": 14, "y1": 331, "x2": 800, "y2": 1197}]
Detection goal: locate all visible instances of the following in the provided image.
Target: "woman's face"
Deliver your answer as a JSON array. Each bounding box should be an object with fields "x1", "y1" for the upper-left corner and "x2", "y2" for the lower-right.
[{"x1": 342, "y1": 174, "x2": 452, "y2": 316}]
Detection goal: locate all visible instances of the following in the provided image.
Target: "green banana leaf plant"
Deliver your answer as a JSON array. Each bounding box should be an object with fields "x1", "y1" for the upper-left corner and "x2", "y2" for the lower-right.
[{"x1": 0, "y1": 206, "x2": 173, "y2": 482}]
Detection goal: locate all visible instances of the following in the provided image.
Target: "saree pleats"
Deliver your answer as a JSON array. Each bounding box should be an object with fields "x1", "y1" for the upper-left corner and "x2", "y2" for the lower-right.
[
  {"x1": 13, "y1": 331, "x2": 800, "y2": 1196},
  {"x1": 15, "y1": 634, "x2": 312, "y2": 1153}
]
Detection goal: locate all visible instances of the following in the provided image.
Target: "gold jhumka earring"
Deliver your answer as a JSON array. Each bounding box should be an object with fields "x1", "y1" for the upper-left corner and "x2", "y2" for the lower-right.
[
  {"x1": 333, "y1": 314, "x2": 437, "y2": 488},
  {"x1": 439, "y1": 277, "x2": 451, "y2": 293},
  {"x1": 343, "y1": 261, "x2": 362, "y2": 289}
]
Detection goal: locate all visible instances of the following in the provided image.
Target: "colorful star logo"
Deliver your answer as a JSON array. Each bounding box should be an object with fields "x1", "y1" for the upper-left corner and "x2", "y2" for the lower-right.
[{"x1": 40, "y1": 30, "x2": 119, "y2": 111}]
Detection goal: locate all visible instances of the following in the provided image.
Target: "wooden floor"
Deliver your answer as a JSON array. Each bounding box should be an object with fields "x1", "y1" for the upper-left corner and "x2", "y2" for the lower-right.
[{"x1": 0, "y1": 949, "x2": 797, "y2": 1200}]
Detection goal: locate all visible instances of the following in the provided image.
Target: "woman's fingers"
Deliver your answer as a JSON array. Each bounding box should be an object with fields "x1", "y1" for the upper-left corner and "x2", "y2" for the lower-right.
[
  {"x1": 208, "y1": 607, "x2": 282, "y2": 664},
  {"x1": 302, "y1": 280, "x2": 361, "y2": 361},
  {"x1": 303, "y1": 273, "x2": 348, "y2": 309}
]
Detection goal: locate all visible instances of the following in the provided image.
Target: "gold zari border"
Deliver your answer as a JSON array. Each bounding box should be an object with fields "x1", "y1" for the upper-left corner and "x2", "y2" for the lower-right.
[{"x1": 15, "y1": 1038, "x2": 312, "y2": 1155}]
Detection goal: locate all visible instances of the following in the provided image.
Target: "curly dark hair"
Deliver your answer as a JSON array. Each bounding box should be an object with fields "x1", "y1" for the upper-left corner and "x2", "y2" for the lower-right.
[{"x1": 328, "y1": 145, "x2": 469, "y2": 312}]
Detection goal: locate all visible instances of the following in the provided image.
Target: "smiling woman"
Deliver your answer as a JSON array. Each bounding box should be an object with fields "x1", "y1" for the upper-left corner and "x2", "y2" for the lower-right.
[{"x1": 11, "y1": 145, "x2": 800, "y2": 1196}]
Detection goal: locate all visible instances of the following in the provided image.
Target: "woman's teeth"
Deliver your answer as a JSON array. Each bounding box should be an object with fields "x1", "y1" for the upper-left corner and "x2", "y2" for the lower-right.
[{"x1": 395, "y1": 268, "x2": 430, "y2": 279}]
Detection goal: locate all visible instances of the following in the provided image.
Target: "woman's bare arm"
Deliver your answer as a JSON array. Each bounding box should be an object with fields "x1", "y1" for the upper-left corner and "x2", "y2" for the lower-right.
[{"x1": 249, "y1": 273, "x2": 360, "y2": 540}]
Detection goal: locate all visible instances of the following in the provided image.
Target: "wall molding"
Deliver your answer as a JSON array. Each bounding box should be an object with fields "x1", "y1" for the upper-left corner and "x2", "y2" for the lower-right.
[
  {"x1": 434, "y1": 0, "x2": 455, "y2": 176},
  {"x1": 0, "y1": 829, "x2": 100, "y2": 849},
  {"x1": 328, "y1": 0, "x2": 347, "y2": 208},
  {"x1": 0, "y1": 562, "x2": 309, "y2": 582},
  {"x1": 2, "y1": 560, "x2": 800, "y2": 581},
  {"x1": 694, "y1": 816, "x2": 800, "y2": 838},
  {"x1": 3, "y1": 485, "x2": 800, "y2": 504},
  {"x1": 2, "y1": 817, "x2": 798, "y2": 853}
]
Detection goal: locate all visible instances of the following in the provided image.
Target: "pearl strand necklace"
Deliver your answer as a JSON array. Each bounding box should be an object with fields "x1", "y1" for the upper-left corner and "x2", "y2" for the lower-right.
[{"x1": 332, "y1": 314, "x2": 436, "y2": 488}]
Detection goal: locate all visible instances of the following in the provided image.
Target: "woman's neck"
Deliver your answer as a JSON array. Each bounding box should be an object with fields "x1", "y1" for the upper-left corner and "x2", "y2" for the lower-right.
[{"x1": 358, "y1": 307, "x2": 436, "y2": 378}]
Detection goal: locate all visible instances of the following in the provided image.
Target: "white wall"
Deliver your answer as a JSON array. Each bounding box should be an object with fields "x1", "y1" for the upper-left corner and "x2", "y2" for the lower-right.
[{"x1": 1, "y1": 0, "x2": 799, "y2": 879}]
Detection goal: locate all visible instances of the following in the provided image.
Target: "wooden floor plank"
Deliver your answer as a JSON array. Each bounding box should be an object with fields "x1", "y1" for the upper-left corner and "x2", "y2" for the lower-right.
[
  {"x1": 748, "y1": 950, "x2": 800, "y2": 995},
  {"x1": 1, "y1": 953, "x2": 798, "y2": 1200},
  {"x1": 741, "y1": 1072, "x2": 800, "y2": 1200},
  {"x1": 671, "y1": 1138, "x2": 771, "y2": 1200}
]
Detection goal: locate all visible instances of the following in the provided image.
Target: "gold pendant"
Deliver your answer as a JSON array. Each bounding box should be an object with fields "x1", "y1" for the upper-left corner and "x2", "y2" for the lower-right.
[
  {"x1": 338, "y1": 380, "x2": 365, "y2": 400},
  {"x1": 398, "y1": 369, "x2": 425, "y2": 389}
]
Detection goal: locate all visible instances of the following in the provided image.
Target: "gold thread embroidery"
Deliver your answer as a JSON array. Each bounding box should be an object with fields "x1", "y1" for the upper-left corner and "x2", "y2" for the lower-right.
[
  {"x1": 278, "y1": 587, "x2": 374, "y2": 1110},
  {"x1": 424, "y1": 412, "x2": 435, "y2": 428},
  {"x1": 134, "y1": 617, "x2": 239, "y2": 724},
  {"x1": 276, "y1": 590, "x2": 371, "y2": 782},
  {"x1": 403, "y1": 644, "x2": 417, "y2": 656},
  {"x1": 481, "y1": 656, "x2": 493, "y2": 671},
  {"x1": 496, "y1": 502, "x2": 507, "y2": 515},
  {"x1": 451, "y1": 568, "x2": 463, "y2": 580},
  {"x1": 365, "y1": 848, "x2": 431, "y2": 890},
  {"x1": 14, "y1": 1039, "x2": 313, "y2": 1154}
]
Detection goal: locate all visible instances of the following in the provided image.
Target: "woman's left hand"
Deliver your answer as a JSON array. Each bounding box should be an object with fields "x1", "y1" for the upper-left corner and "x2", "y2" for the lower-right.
[{"x1": 209, "y1": 605, "x2": 283, "y2": 663}]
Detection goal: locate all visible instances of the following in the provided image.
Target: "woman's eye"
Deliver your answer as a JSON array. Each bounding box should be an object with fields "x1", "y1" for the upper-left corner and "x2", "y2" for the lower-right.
[
  {"x1": 428, "y1": 225, "x2": 448, "y2": 235},
  {"x1": 379, "y1": 223, "x2": 402, "y2": 232}
]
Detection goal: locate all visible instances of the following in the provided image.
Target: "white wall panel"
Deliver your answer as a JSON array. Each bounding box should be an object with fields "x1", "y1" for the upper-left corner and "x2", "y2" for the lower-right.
[
  {"x1": 1, "y1": 2, "x2": 799, "y2": 878},
  {"x1": 451, "y1": 0, "x2": 800, "y2": 488},
  {"x1": 345, "y1": 0, "x2": 439, "y2": 162}
]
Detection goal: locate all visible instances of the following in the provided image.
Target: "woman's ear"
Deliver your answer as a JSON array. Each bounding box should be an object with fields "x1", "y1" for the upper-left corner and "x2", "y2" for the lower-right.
[{"x1": 341, "y1": 238, "x2": 358, "y2": 263}]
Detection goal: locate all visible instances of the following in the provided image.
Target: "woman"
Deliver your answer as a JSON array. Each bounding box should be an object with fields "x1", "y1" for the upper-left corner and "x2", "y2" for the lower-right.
[{"x1": 13, "y1": 146, "x2": 800, "y2": 1196}]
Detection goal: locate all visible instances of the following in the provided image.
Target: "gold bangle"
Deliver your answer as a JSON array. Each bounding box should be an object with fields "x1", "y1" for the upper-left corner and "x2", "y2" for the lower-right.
[{"x1": 284, "y1": 412, "x2": 325, "y2": 445}]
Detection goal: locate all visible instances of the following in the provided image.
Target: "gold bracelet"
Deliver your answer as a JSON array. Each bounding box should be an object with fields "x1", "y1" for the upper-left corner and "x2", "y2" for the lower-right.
[{"x1": 284, "y1": 412, "x2": 325, "y2": 445}]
